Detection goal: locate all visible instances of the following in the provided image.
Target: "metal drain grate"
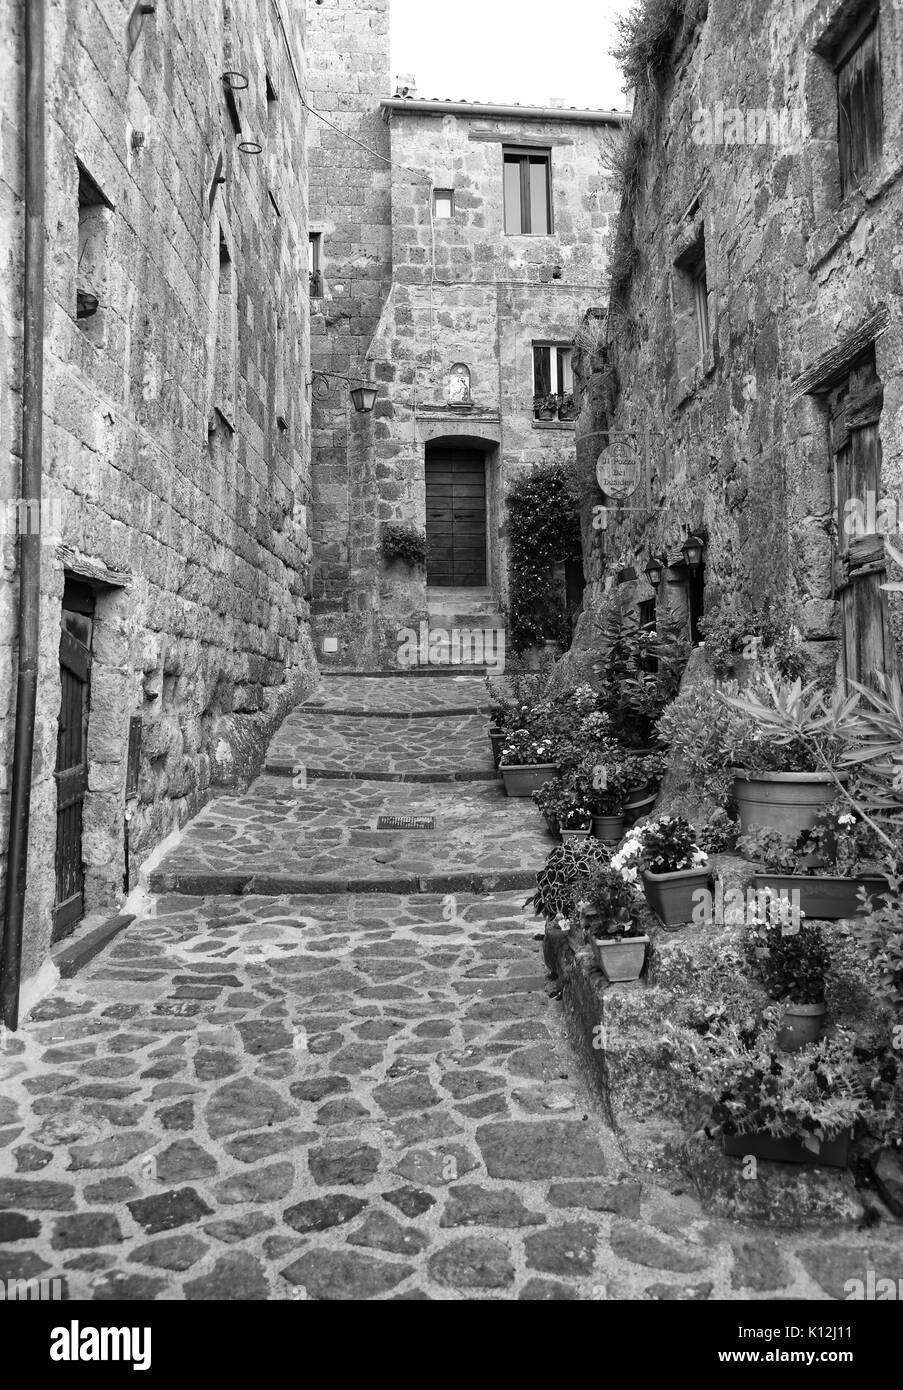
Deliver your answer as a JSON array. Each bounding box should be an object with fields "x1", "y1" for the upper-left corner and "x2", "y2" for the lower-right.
[{"x1": 376, "y1": 814, "x2": 435, "y2": 830}]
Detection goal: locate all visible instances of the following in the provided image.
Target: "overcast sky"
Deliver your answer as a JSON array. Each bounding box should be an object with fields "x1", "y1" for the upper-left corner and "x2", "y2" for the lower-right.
[{"x1": 390, "y1": 0, "x2": 635, "y2": 111}]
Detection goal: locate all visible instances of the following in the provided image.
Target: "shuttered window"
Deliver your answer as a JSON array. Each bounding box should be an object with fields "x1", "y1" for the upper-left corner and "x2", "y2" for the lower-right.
[
  {"x1": 835, "y1": 7, "x2": 883, "y2": 198},
  {"x1": 503, "y1": 147, "x2": 552, "y2": 235}
]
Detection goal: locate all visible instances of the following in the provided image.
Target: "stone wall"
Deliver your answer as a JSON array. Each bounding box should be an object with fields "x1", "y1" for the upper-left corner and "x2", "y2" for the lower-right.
[
  {"x1": 306, "y1": 0, "x2": 393, "y2": 669},
  {"x1": 0, "y1": 0, "x2": 315, "y2": 998},
  {"x1": 574, "y1": 0, "x2": 903, "y2": 681}
]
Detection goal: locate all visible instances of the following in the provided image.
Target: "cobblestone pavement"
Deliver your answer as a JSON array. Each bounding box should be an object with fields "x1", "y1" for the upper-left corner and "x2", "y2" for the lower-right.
[
  {"x1": 148, "y1": 778, "x2": 551, "y2": 896},
  {"x1": 302, "y1": 675, "x2": 488, "y2": 716},
  {"x1": 268, "y1": 712, "x2": 495, "y2": 780},
  {"x1": 3, "y1": 675, "x2": 900, "y2": 1300}
]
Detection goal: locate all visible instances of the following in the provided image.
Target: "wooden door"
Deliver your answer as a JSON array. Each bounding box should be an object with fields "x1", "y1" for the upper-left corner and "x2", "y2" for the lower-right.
[
  {"x1": 828, "y1": 355, "x2": 890, "y2": 690},
  {"x1": 425, "y1": 449, "x2": 487, "y2": 586},
  {"x1": 53, "y1": 586, "x2": 94, "y2": 941}
]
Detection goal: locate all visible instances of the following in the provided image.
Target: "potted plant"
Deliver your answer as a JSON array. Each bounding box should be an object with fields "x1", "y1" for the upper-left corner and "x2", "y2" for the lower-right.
[
  {"x1": 533, "y1": 392, "x2": 560, "y2": 421},
  {"x1": 740, "y1": 816, "x2": 893, "y2": 922},
  {"x1": 498, "y1": 729, "x2": 559, "y2": 797},
  {"x1": 557, "y1": 392, "x2": 578, "y2": 421},
  {"x1": 528, "y1": 840, "x2": 608, "y2": 950},
  {"x1": 612, "y1": 815, "x2": 710, "y2": 930},
  {"x1": 744, "y1": 904, "x2": 829, "y2": 1052},
  {"x1": 686, "y1": 1025, "x2": 864, "y2": 1168},
  {"x1": 380, "y1": 522, "x2": 427, "y2": 569},
  {"x1": 577, "y1": 862, "x2": 649, "y2": 982},
  {"x1": 532, "y1": 777, "x2": 592, "y2": 841},
  {"x1": 721, "y1": 672, "x2": 848, "y2": 837}
]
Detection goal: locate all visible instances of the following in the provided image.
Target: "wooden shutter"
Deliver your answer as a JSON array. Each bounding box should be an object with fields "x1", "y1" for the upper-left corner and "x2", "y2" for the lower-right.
[{"x1": 837, "y1": 17, "x2": 883, "y2": 197}]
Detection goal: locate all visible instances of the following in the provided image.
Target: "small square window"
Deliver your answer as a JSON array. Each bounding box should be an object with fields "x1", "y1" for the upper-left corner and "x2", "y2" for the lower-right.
[{"x1": 433, "y1": 189, "x2": 454, "y2": 219}]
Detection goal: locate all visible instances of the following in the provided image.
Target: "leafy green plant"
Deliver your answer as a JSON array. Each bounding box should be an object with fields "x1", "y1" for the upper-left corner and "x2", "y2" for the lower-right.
[
  {"x1": 698, "y1": 600, "x2": 805, "y2": 681},
  {"x1": 579, "y1": 862, "x2": 645, "y2": 940},
  {"x1": 613, "y1": 0, "x2": 701, "y2": 96},
  {"x1": 612, "y1": 814, "x2": 707, "y2": 881},
  {"x1": 529, "y1": 840, "x2": 608, "y2": 922},
  {"x1": 381, "y1": 523, "x2": 427, "y2": 567},
  {"x1": 591, "y1": 605, "x2": 688, "y2": 745},
  {"x1": 745, "y1": 915, "x2": 829, "y2": 1006},
  {"x1": 697, "y1": 808, "x2": 740, "y2": 854},
  {"x1": 532, "y1": 776, "x2": 593, "y2": 834},
  {"x1": 506, "y1": 464, "x2": 582, "y2": 651},
  {"x1": 721, "y1": 670, "x2": 846, "y2": 774},
  {"x1": 498, "y1": 729, "x2": 559, "y2": 767}
]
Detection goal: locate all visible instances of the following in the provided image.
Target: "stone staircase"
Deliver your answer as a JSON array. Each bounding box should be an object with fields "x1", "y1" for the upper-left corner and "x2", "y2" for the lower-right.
[{"x1": 425, "y1": 587, "x2": 506, "y2": 670}]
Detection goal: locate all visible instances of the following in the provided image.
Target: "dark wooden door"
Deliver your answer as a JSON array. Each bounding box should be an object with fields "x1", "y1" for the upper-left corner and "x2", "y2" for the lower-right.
[
  {"x1": 425, "y1": 449, "x2": 487, "y2": 586},
  {"x1": 828, "y1": 355, "x2": 890, "y2": 691},
  {"x1": 53, "y1": 587, "x2": 94, "y2": 942}
]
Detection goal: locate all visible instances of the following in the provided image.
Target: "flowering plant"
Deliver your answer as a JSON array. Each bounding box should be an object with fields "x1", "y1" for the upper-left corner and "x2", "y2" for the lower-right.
[
  {"x1": 739, "y1": 810, "x2": 887, "y2": 879},
  {"x1": 528, "y1": 840, "x2": 608, "y2": 922},
  {"x1": 577, "y1": 862, "x2": 645, "y2": 940},
  {"x1": 532, "y1": 777, "x2": 593, "y2": 834},
  {"x1": 499, "y1": 729, "x2": 559, "y2": 767},
  {"x1": 612, "y1": 815, "x2": 708, "y2": 883},
  {"x1": 744, "y1": 915, "x2": 827, "y2": 1006}
]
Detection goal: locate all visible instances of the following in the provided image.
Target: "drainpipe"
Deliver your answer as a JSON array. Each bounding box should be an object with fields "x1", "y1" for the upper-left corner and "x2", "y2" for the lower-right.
[{"x1": 1, "y1": 0, "x2": 45, "y2": 1030}]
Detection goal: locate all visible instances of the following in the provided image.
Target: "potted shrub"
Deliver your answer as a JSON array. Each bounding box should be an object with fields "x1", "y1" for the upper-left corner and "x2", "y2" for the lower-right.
[
  {"x1": 533, "y1": 392, "x2": 560, "y2": 421},
  {"x1": 498, "y1": 729, "x2": 558, "y2": 797},
  {"x1": 721, "y1": 672, "x2": 848, "y2": 837},
  {"x1": 380, "y1": 522, "x2": 427, "y2": 569},
  {"x1": 687, "y1": 1026, "x2": 864, "y2": 1169},
  {"x1": 578, "y1": 862, "x2": 649, "y2": 982},
  {"x1": 740, "y1": 816, "x2": 893, "y2": 922},
  {"x1": 528, "y1": 840, "x2": 608, "y2": 948},
  {"x1": 744, "y1": 903, "x2": 829, "y2": 1052},
  {"x1": 612, "y1": 815, "x2": 710, "y2": 930},
  {"x1": 558, "y1": 392, "x2": 578, "y2": 422}
]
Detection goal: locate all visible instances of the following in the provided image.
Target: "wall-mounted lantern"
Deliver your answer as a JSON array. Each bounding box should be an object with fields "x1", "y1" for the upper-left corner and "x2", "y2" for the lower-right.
[
  {"x1": 349, "y1": 384, "x2": 379, "y2": 414},
  {"x1": 643, "y1": 554, "x2": 666, "y2": 588},
  {"x1": 681, "y1": 533, "x2": 706, "y2": 570},
  {"x1": 309, "y1": 372, "x2": 379, "y2": 413}
]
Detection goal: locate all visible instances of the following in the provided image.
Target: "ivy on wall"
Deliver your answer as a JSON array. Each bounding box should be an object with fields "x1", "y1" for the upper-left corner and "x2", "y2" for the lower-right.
[{"x1": 506, "y1": 463, "x2": 582, "y2": 652}]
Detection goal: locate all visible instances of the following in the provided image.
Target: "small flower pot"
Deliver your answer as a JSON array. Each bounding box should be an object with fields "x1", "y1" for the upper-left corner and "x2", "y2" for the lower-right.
[
  {"x1": 499, "y1": 762, "x2": 558, "y2": 797},
  {"x1": 723, "y1": 1127, "x2": 851, "y2": 1169},
  {"x1": 591, "y1": 814, "x2": 624, "y2": 844},
  {"x1": 751, "y1": 872, "x2": 891, "y2": 921},
  {"x1": 777, "y1": 1001, "x2": 826, "y2": 1053},
  {"x1": 488, "y1": 727, "x2": 505, "y2": 767},
  {"x1": 590, "y1": 934, "x2": 649, "y2": 982},
  {"x1": 642, "y1": 865, "x2": 711, "y2": 930},
  {"x1": 560, "y1": 826, "x2": 591, "y2": 845},
  {"x1": 732, "y1": 770, "x2": 846, "y2": 837},
  {"x1": 623, "y1": 787, "x2": 657, "y2": 826}
]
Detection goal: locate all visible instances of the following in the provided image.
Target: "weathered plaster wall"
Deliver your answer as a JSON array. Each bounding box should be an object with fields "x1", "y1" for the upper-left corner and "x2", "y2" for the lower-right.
[
  {"x1": 0, "y1": 0, "x2": 315, "y2": 991},
  {"x1": 575, "y1": 0, "x2": 903, "y2": 677}
]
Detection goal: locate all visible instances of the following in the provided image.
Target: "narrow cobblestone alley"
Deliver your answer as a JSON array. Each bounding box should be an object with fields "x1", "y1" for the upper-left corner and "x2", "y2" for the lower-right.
[{"x1": 1, "y1": 677, "x2": 898, "y2": 1300}]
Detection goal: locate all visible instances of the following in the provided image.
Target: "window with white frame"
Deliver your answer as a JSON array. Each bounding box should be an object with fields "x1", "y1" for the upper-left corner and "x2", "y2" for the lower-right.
[
  {"x1": 433, "y1": 188, "x2": 454, "y2": 219},
  {"x1": 532, "y1": 342, "x2": 573, "y2": 416}
]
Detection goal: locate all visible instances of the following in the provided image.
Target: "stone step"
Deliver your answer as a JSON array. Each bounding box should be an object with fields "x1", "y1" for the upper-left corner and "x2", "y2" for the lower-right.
[
  {"x1": 268, "y1": 710, "x2": 496, "y2": 781},
  {"x1": 147, "y1": 775, "x2": 552, "y2": 897}
]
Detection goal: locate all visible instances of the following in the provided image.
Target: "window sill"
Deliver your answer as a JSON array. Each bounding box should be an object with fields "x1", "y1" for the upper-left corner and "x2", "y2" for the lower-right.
[
  {"x1": 532, "y1": 419, "x2": 576, "y2": 430},
  {"x1": 808, "y1": 154, "x2": 903, "y2": 270}
]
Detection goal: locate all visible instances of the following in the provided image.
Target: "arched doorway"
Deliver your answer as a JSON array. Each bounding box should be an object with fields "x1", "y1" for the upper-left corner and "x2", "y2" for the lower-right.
[{"x1": 424, "y1": 443, "x2": 488, "y2": 587}]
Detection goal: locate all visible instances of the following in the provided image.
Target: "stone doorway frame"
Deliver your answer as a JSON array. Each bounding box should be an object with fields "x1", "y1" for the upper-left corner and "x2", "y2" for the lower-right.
[{"x1": 414, "y1": 416, "x2": 503, "y2": 601}]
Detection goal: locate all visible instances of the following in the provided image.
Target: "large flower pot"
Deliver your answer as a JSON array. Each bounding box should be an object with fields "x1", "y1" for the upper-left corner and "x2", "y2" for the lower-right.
[
  {"x1": 560, "y1": 827, "x2": 591, "y2": 845},
  {"x1": 732, "y1": 770, "x2": 845, "y2": 837},
  {"x1": 777, "y1": 1001, "x2": 826, "y2": 1053},
  {"x1": 752, "y1": 872, "x2": 891, "y2": 921},
  {"x1": 623, "y1": 787, "x2": 657, "y2": 826},
  {"x1": 499, "y1": 763, "x2": 557, "y2": 797},
  {"x1": 591, "y1": 814, "x2": 624, "y2": 844},
  {"x1": 642, "y1": 865, "x2": 711, "y2": 929},
  {"x1": 723, "y1": 1128, "x2": 851, "y2": 1169},
  {"x1": 590, "y1": 934, "x2": 649, "y2": 982}
]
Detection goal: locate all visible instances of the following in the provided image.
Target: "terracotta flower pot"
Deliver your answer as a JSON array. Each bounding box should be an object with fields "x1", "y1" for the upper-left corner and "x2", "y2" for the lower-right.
[
  {"x1": 777, "y1": 1000, "x2": 826, "y2": 1053},
  {"x1": 642, "y1": 865, "x2": 711, "y2": 930},
  {"x1": 591, "y1": 814, "x2": 624, "y2": 843},
  {"x1": 751, "y1": 872, "x2": 891, "y2": 921},
  {"x1": 499, "y1": 762, "x2": 557, "y2": 797},
  {"x1": 590, "y1": 934, "x2": 649, "y2": 982},
  {"x1": 723, "y1": 1127, "x2": 850, "y2": 1169},
  {"x1": 732, "y1": 770, "x2": 846, "y2": 837}
]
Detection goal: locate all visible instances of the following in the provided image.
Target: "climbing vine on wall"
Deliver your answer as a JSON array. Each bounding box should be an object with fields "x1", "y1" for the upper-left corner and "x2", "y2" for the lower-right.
[{"x1": 506, "y1": 463, "x2": 582, "y2": 652}]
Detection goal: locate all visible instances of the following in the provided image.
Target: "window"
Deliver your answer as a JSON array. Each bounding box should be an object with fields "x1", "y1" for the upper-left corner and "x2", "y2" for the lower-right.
[
  {"x1": 309, "y1": 233, "x2": 322, "y2": 297},
  {"x1": 503, "y1": 147, "x2": 551, "y2": 235},
  {"x1": 214, "y1": 228, "x2": 236, "y2": 431},
  {"x1": 833, "y1": 4, "x2": 883, "y2": 197},
  {"x1": 433, "y1": 188, "x2": 454, "y2": 220},
  {"x1": 76, "y1": 162, "x2": 112, "y2": 331},
  {"x1": 691, "y1": 254, "x2": 710, "y2": 358},
  {"x1": 532, "y1": 342, "x2": 573, "y2": 414}
]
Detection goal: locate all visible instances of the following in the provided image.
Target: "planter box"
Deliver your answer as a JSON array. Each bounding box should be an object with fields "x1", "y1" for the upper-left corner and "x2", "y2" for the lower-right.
[
  {"x1": 642, "y1": 865, "x2": 711, "y2": 929},
  {"x1": 752, "y1": 872, "x2": 891, "y2": 921},
  {"x1": 590, "y1": 934, "x2": 649, "y2": 982},
  {"x1": 723, "y1": 1128, "x2": 851, "y2": 1170},
  {"x1": 732, "y1": 770, "x2": 845, "y2": 837},
  {"x1": 591, "y1": 814, "x2": 624, "y2": 843},
  {"x1": 560, "y1": 827, "x2": 591, "y2": 844},
  {"x1": 499, "y1": 762, "x2": 558, "y2": 797}
]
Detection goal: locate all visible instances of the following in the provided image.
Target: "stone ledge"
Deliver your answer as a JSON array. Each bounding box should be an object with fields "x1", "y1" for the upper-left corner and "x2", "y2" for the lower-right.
[{"x1": 147, "y1": 866, "x2": 541, "y2": 897}]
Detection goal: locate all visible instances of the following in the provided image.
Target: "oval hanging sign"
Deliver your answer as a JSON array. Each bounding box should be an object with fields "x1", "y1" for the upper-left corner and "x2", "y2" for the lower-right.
[{"x1": 596, "y1": 437, "x2": 641, "y2": 499}]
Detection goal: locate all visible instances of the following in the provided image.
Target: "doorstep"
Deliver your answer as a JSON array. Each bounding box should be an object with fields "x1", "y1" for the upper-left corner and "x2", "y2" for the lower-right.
[{"x1": 51, "y1": 910, "x2": 136, "y2": 979}]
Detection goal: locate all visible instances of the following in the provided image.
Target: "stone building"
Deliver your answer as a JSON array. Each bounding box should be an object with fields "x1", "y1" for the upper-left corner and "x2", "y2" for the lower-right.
[
  {"x1": 306, "y1": 3, "x2": 624, "y2": 668},
  {"x1": 0, "y1": 0, "x2": 315, "y2": 1013},
  {"x1": 574, "y1": 0, "x2": 903, "y2": 686}
]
